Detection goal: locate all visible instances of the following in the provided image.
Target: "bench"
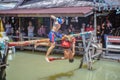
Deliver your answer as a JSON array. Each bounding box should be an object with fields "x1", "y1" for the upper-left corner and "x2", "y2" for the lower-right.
[{"x1": 106, "y1": 36, "x2": 120, "y2": 53}]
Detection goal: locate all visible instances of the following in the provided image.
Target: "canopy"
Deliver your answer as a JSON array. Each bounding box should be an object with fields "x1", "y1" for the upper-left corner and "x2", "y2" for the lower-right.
[{"x1": 0, "y1": 6, "x2": 93, "y2": 17}]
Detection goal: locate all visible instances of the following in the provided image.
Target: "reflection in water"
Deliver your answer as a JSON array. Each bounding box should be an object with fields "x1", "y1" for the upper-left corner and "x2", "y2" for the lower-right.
[
  {"x1": 39, "y1": 69, "x2": 78, "y2": 80},
  {"x1": 47, "y1": 72, "x2": 73, "y2": 80}
]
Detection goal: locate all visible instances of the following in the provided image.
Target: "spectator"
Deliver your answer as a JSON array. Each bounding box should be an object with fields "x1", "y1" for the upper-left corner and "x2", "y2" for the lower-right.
[
  {"x1": 42, "y1": 25, "x2": 46, "y2": 37},
  {"x1": 85, "y1": 24, "x2": 94, "y2": 39},
  {"x1": 104, "y1": 20, "x2": 112, "y2": 35},
  {"x1": 21, "y1": 27, "x2": 26, "y2": 36},
  {"x1": 97, "y1": 25, "x2": 102, "y2": 43},
  {"x1": 69, "y1": 24, "x2": 75, "y2": 33},
  {"x1": 103, "y1": 20, "x2": 112, "y2": 48},
  {"x1": 85, "y1": 24, "x2": 94, "y2": 32},
  {"x1": 85, "y1": 24, "x2": 89, "y2": 31},
  {"x1": 81, "y1": 23, "x2": 86, "y2": 32},
  {"x1": 37, "y1": 24, "x2": 46, "y2": 37},
  {"x1": 27, "y1": 21, "x2": 34, "y2": 37},
  {"x1": 101, "y1": 23, "x2": 106, "y2": 48},
  {"x1": 37, "y1": 26, "x2": 42, "y2": 37},
  {"x1": 15, "y1": 30, "x2": 20, "y2": 41},
  {"x1": 89, "y1": 24, "x2": 94, "y2": 31},
  {"x1": 5, "y1": 21, "x2": 12, "y2": 35}
]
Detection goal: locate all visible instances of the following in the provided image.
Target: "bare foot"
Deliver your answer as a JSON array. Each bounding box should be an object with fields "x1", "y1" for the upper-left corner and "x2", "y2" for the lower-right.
[
  {"x1": 34, "y1": 44, "x2": 37, "y2": 49},
  {"x1": 45, "y1": 57, "x2": 50, "y2": 62}
]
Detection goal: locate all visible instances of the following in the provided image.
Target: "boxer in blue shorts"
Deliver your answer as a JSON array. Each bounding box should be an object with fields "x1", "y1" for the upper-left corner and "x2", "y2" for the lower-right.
[
  {"x1": 45, "y1": 15, "x2": 65, "y2": 62},
  {"x1": 34, "y1": 15, "x2": 68, "y2": 62}
]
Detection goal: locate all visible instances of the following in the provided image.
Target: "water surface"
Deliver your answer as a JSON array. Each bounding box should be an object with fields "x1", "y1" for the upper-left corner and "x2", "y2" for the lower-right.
[{"x1": 7, "y1": 51, "x2": 120, "y2": 80}]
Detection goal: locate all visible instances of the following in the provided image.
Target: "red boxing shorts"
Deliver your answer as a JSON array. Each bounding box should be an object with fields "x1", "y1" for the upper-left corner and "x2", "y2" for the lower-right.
[{"x1": 61, "y1": 40, "x2": 71, "y2": 49}]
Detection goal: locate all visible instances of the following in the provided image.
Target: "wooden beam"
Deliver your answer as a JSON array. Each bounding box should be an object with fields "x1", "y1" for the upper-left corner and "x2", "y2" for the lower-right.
[{"x1": 0, "y1": 13, "x2": 85, "y2": 17}]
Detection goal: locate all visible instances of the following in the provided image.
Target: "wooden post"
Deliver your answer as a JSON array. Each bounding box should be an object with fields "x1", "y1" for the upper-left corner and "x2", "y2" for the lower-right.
[
  {"x1": 50, "y1": 17, "x2": 52, "y2": 30},
  {"x1": 79, "y1": 32, "x2": 93, "y2": 70}
]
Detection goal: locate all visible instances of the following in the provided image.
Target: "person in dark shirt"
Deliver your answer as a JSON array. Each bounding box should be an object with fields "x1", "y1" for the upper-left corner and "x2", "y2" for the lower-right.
[
  {"x1": 97, "y1": 25, "x2": 102, "y2": 43},
  {"x1": 103, "y1": 20, "x2": 112, "y2": 48}
]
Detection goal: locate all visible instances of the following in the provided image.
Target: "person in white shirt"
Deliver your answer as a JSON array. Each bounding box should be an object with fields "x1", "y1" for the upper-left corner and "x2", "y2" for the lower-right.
[
  {"x1": 5, "y1": 21, "x2": 12, "y2": 35},
  {"x1": 27, "y1": 21, "x2": 34, "y2": 37}
]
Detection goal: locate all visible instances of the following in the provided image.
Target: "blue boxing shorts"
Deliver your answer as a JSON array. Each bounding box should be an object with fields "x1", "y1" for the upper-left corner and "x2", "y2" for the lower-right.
[{"x1": 48, "y1": 31, "x2": 63, "y2": 43}]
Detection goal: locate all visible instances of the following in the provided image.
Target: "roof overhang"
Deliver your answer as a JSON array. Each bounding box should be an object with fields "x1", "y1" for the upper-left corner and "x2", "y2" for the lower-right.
[{"x1": 0, "y1": 6, "x2": 93, "y2": 17}]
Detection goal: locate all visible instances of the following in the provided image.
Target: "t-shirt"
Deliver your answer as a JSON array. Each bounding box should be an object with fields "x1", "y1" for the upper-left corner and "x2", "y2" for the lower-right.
[
  {"x1": 28, "y1": 26, "x2": 34, "y2": 33},
  {"x1": 5, "y1": 24, "x2": 11, "y2": 34}
]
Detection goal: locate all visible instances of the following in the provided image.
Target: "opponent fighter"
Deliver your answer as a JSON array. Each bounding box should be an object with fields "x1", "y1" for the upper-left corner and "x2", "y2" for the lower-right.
[
  {"x1": 48, "y1": 36, "x2": 76, "y2": 63},
  {"x1": 35, "y1": 15, "x2": 65, "y2": 62}
]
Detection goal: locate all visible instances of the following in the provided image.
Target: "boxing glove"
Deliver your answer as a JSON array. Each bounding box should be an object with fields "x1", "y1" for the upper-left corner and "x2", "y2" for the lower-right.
[{"x1": 56, "y1": 18, "x2": 63, "y2": 24}]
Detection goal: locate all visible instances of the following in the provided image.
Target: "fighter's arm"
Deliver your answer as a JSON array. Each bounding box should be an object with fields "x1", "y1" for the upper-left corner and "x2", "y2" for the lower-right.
[
  {"x1": 61, "y1": 35, "x2": 72, "y2": 41},
  {"x1": 51, "y1": 15, "x2": 63, "y2": 25},
  {"x1": 50, "y1": 15, "x2": 57, "y2": 20},
  {"x1": 72, "y1": 38, "x2": 76, "y2": 55}
]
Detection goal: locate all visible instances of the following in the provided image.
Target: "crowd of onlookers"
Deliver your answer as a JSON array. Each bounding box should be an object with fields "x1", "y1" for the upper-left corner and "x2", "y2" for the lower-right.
[
  {"x1": 4, "y1": 20, "x2": 94, "y2": 38},
  {"x1": 4, "y1": 18, "x2": 114, "y2": 48},
  {"x1": 96, "y1": 19, "x2": 113, "y2": 47},
  {"x1": 4, "y1": 21, "x2": 47, "y2": 37}
]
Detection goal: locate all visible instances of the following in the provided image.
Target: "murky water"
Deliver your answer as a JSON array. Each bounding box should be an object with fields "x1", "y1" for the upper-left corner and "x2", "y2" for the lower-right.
[{"x1": 6, "y1": 51, "x2": 120, "y2": 80}]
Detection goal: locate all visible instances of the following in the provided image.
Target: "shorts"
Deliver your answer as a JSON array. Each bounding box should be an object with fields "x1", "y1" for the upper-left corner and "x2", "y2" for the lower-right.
[
  {"x1": 48, "y1": 31, "x2": 63, "y2": 43},
  {"x1": 28, "y1": 32, "x2": 34, "y2": 37},
  {"x1": 61, "y1": 40, "x2": 71, "y2": 49}
]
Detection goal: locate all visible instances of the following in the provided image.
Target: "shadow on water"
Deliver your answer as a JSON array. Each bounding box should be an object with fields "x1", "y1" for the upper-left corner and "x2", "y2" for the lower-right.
[{"x1": 39, "y1": 68, "x2": 79, "y2": 80}]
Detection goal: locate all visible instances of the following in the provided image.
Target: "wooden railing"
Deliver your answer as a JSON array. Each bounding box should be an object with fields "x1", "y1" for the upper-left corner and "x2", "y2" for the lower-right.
[
  {"x1": 9, "y1": 36, "x2": 84, "y2": 55},
  {"x1": 106, "y1": 36, "x2": 120, "y2": 53}
]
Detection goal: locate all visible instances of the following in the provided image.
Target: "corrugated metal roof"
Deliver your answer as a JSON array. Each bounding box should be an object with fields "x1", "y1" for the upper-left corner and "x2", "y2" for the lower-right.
[
  {"x1": 0, "y1": 0, "x2": 119, "y2": 16},
  {"x1": 0, "y1": 0, "x2": 20, "y2": 10},
  {"x1": 22, "y1": 0, "x2": 104, "y2": 5},
  {"x1": 18, "y1": 0, "x2": 106, "y2": 9},
  {"x1": 0, "y1": 0, "x2": 120, "y2": 10},
  {"x1": 17, "y1": 0, "x2": 120, "y2": 10},
  {"x1": 0, "y1": 6, "x2": 93, "y2": 17},
  {"x1": 0, "y1": 0, "x2": 20, "y2": 1},
  {"x1": 104, "y1": 0, "x2": 120, "y2": 6},
  {"x1": 0, "y1": 3, "x2": 17, "y2": 10}
]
